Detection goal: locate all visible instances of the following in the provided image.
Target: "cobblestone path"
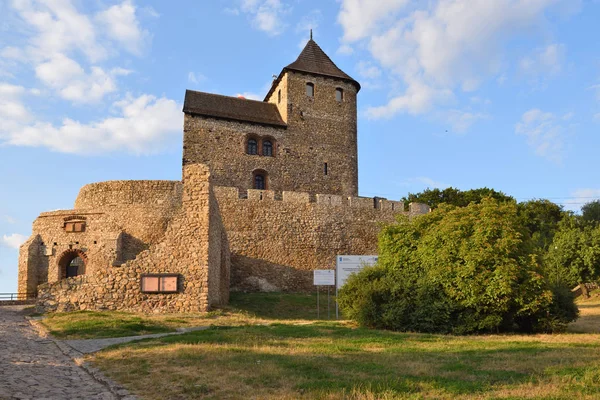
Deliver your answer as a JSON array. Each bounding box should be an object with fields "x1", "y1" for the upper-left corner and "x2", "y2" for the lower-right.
[{"x1": 0, "y1": 306, "x2": 116, "y2": 400}]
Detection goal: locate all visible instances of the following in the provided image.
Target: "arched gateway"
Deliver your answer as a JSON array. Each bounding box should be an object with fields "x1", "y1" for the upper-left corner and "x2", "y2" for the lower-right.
[{"x1": 57, "y1": 249, "x2": 87, "y2": 279}]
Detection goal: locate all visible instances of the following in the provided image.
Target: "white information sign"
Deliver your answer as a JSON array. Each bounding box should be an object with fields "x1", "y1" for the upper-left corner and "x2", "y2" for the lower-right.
[
  {"x1": 335, "y1": 255, "x2": 378, "y2": 288},
  {"x1": 313, "y1": 270, "x2": 335, "y2": 286}
]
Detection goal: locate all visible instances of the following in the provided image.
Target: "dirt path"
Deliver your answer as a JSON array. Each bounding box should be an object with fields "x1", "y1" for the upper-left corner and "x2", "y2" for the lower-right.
[{"x1": 0, "y1": 305, "x2": 116, "y2": 400}]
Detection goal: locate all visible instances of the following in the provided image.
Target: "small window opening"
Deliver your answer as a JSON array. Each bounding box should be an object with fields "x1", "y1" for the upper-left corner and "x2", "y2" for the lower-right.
[
  {"x1": 93, "y1": 241, "x2": 97, "y2": 244},
  {"x1": 66, "y1": 256, "x2": 84, "y2": 278},
  {"x1": 306, "y1": 82, "x2": 314, "y2": 97},
  {"x1": 391, "y1": 203, "x2": 395, "y2": 211},
  {"x1": 254, "y1": 173, "x2": 266, "y2": 190},
  {"x1": 324, "y1": 162, "x2": 328, "y2": 176},
  {"x1": 259, "y1": 192, "x2": 263, "y2": 200},
  {"x1": 263, "y1": 140, "x2": 273, "y2": 157},
  {"x1": 336, "y1": 88, "x2": 344, "y2": 102},
  {"x1": 278, "y1": 90, "x2": 281, "y2": 104},
  {"x1": 53, "y1": 242, "x2": 57, "y2": 246},
  {"x1": 247, "y1": 138, "x2": 258, "y2": 155}
]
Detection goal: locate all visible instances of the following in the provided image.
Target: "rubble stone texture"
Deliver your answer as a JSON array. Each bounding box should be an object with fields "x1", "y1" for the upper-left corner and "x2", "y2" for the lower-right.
[{"x1": 18, "y1": 39, "x2": 429, "y2": 313}]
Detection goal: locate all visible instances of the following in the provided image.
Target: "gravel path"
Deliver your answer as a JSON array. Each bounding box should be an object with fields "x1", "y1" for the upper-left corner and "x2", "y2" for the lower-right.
[
  {"x1": 64, "y1": 326, "x2": 209, "y2": 354},
  {"x1": 0, "y1": 305, "x2": 117, "y2": 400}
]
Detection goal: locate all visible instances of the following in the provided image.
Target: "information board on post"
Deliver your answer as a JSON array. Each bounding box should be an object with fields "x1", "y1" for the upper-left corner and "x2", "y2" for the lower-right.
[
  {"x1": 335, "y1": 255, "x2": 378, "y2": 289},
  {"x1": 313, "y1": 270, "x2": 335, "y2": 286}
]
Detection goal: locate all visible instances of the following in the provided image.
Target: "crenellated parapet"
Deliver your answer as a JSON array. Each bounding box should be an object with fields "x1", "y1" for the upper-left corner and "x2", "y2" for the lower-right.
[{"x1": 212, "y1": 186, "x2": 430, "y2": 214}]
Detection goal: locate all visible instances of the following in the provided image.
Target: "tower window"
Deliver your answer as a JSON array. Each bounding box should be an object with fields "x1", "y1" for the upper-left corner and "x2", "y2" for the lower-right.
[
  {"x1": 247, "y1": 138, "x2": 258, "y2": 155},
  {"x1": 253, "y1": 171, "x2": 267, "y2": 190},
  {"x1": 263, "y1": 140, "x2": 273, "y2": 157},
  {"x1": 306, "y1": 82, "x2": 314, "y2": 97},
  {"x1": 278, "y1": 90, "x2": 281, "y2": 104},
  {"x1": 324, "y1": 162, "x2": 328, "y2": 176},
  {"x1": 336, "y1": 88, "x2": 344, "y2": 102}
]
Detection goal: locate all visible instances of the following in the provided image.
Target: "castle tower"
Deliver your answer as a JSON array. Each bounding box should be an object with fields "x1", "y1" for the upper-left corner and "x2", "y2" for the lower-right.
[
  {"x1": 182, "y1": 37, "x2": 360, "y2": 197},
  {"x1": 265, "y1": 38, "x2": 360, "y2": 196}
]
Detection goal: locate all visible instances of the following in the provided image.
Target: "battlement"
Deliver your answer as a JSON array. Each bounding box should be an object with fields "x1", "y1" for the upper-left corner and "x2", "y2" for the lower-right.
[
  {"x1": 75, "y1": 180, "x2": 183, "y2": 209},
  {"x1": 213, "y1": 186, "x2": 429, "y2": 214}
]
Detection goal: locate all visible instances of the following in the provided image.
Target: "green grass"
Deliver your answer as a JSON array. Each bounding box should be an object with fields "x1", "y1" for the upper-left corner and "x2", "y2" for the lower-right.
[{"x1": 40, "y1": 292, "x2": 336, "y2": 339}]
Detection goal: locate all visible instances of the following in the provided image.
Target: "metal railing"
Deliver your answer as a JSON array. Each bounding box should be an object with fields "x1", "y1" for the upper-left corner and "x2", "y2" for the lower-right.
[{"x1": 0, "y1": 293, "x2": 37, "y2": 301}]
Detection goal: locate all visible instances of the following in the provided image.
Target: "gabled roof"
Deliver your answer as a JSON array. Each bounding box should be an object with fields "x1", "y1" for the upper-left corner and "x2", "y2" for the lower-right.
[
  {"x1": 183, "y1": 90, "x2": 286, "y2": 128},
  {"x1": 265, "y1": 39, "x2": 360, "y2": 101}
]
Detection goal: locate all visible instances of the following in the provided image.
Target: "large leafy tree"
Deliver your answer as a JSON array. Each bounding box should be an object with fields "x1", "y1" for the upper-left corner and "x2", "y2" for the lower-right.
[
  {"x1": 544, "y1": 216, "x2": 600, "y2": 288},
  {"x1": 338, "y1": 199, "x2": 578, "y2": 334},
  {"x1": 582, "y1": 200, "x2": 600, "y2": 224},
  {"x1": 517, "y1": 199, "x2": 565, "y2": 251},
  {"x1": 402, "y1": 187, "x2": 514, "y2": 209}
]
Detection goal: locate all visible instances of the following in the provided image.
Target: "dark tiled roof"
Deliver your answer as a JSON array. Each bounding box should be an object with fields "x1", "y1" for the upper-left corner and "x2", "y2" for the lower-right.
[
  {"x1": 286, "y1": 40, "x2": 359, "y2": 89},
  {"x1": 183, "y1": 90, "x2": 286, "y2": 128}
]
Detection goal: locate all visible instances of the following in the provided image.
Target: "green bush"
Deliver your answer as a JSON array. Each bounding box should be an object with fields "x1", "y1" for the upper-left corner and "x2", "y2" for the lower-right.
[{"x1": 338, "y1": 200, "x2": 578, "y2": 334}]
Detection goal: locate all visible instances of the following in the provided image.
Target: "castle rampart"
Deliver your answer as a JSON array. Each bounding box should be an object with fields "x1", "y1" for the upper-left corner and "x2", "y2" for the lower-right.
[{"x1": 212, "y1": 186, "x2": 427, "y2": 292}]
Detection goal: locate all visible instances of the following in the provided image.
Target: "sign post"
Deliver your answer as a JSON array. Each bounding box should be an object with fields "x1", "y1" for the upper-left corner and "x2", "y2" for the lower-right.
[
  {"x1": 313, "y1": 270, "x2": 335, "y2": 319},
  {"x1": 335, "y1": 255, "x2": 378, "y2": 319}
]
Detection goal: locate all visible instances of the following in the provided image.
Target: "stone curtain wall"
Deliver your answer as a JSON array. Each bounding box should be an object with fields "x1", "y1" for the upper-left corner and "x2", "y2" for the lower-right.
[
  {"x1": 36, "y1": 165, "x2": 230, "y2": 313},
  {"x1": 214, "y1": 186, "x2": 428, "y2": 292},
  {"x1": 17, "y1": 181, "x2": 183, "y2": 297}
]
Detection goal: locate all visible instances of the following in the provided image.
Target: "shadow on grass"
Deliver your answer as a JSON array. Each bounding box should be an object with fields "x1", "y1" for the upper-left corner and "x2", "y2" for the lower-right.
[
  {"x1": 103, "y1": 323, "x2": 600, "y2": 399},
  {"x1": 227, "y1": 291, "x2": 337, "y2": 320},
  {"x1": 44, "y1": 311, "x2": 174, "y2": 339}
]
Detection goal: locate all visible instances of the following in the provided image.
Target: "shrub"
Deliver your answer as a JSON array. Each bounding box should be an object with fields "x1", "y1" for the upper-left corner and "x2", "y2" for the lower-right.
[{"x1": 338, "y1": 200, "x2": 578, "y2": 334}]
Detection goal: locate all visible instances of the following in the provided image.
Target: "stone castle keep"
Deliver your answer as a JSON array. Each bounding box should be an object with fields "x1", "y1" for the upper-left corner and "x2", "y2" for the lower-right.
[{"x1": 18, "y1": 39, "x2": 430, "y2": 313}]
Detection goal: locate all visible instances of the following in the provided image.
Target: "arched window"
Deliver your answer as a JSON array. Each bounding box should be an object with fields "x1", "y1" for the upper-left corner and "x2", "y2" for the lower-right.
[
  {"x1": 336, "y1": 88, "x2": 344, "y2": 102},
  {"x1": 306, "y1": 82, "x2": 314, "y2": 97},
  {"x1": 253, "y1": 171, "x2": 267, "y2": 190},
  {"x1": 263, "y1": 140, "x2": 273, "y2": 157},
  {"x1": 247, "y1": 138, "x2": 258, "y2": 155}
]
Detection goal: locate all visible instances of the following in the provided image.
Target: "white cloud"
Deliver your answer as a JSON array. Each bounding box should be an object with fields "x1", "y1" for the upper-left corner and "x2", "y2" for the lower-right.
[
  {"x1": 0, "y1": 233, "x2": 27, "y2": 250},
  {"x1": 35, "y1": 54, "x2": 117, "y2": 103},
  {"x1": 441, "y1": 109, "x2": 488, "y2": 133},
  {"x1": 594, "y1": 113, "x2": 600, "y2": 122},
  {"x1": 0, "y1": 94, "x2": 182, "y2": 154},
  {"x1": 238, "y1": 0, "x2": 288, "y2": 36},
  {"x1": 0, "y1": 83, "x2": 29, "y2": 121},
  {"x1": 1, "y1": 215, "x2": 16, "y2": 224},
  {"x1": 3, "y1": 0, "x2": 149, "y2": 103},
  {"x1": 337, "y1": 44, "x2": 354, "y2": 55},
  {"x1": 234, "y1": 0, "x2": 288, "y2": 36},
  {"x1": 338, "y1": 0, "x2": 410, "y2": 42},
  {"x1": 188, "y1": 72, "x2": 206, "y2": 85},
  {"x1": 356, "y1": 61, "x2": 381, "y2": 79},
  {"x1": 515, "y1": 109, "x2": 566, "y2": 163},
  {"x1": 96, "y1": 0, "x2": 149, "y2": 56},
  {"x1": 338, "y1": 0, "x2": 576, "y2": 121},
  {"x1": 519, "y1": 43, "x2": 565, "y2": 77}
]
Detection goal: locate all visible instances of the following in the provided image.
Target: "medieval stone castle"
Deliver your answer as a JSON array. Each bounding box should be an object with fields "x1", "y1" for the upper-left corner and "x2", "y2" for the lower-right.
[{"x1": 18, "y1": 39, "x2": 430, "y2": 313}]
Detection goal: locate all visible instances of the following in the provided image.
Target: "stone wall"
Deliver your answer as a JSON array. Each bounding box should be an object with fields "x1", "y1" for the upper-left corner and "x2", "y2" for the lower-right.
[
  {"x1": 36, "y1": 165, "x2": 230, "y2": 313},
  {"x1": 213, "y1": 186, "x2": 428, "y2": 292}
]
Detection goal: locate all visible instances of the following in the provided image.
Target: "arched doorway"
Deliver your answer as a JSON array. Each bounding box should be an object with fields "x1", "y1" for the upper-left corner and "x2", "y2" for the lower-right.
[{"x1": 57, "y1": 250, "x2": 87, "y2": 279}]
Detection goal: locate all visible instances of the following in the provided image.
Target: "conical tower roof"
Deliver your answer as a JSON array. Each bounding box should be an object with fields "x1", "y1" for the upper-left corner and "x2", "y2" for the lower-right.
[
  {"x1": 265, "y1": 38, "x2": 360, "y2": 101},
  {"x1": 285, "y1": 39, "x2": 360, "y2": 89}
]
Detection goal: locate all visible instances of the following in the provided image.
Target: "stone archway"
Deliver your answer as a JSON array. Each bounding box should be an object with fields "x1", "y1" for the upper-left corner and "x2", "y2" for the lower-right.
[{"x1": 57, "y1": 249, "x2": 88, "y2": 279}]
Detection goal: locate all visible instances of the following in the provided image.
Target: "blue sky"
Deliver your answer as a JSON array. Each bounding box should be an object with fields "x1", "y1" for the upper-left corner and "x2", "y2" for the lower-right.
[{"x1": 1, "y1": 0, "x2": 599, "y2": 293}]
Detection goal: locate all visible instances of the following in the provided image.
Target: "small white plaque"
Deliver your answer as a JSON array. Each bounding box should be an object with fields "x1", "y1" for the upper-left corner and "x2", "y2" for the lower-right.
[
  {"x1": 313, "y1": 270, "x2": 335, "y2": 286},
  {"x1": 336, "y1": 255, "x2": 378, "y2": 288}
]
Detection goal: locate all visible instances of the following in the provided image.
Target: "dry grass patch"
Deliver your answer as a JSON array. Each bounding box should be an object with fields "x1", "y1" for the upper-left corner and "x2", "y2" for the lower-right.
[{"x1": 91, "y1": 323, "x2": 600, "y2": 399}]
